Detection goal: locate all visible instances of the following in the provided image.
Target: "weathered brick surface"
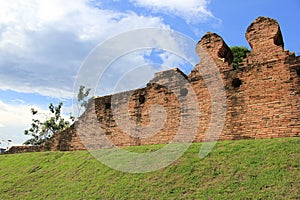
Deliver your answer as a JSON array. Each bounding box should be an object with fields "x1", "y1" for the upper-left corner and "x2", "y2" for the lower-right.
[
  {"x1": 6, "y1": 145, "x2": 41, "y2": 154},
  {"x1": 26, "y1": 16, "x2": 300, "y2": 152},
  {"x1": 41, "y1": 123, "x2": 85, "y2": 151}
]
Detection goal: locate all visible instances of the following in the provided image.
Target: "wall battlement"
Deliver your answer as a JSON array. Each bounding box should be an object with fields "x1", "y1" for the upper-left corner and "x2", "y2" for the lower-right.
[{"x1": 38, "y1": 16, "x2": 299, "y2": 152}]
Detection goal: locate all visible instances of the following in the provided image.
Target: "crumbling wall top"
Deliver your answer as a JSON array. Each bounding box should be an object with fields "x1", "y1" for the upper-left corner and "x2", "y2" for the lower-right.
[
  {"x1": 149, "y1": 68, "x2": 188, "y2": 85},
  {"x1": 246, "y1": 16, "x2": 284, "y2": 52},
  {"x1": 196, "y1": 32, "x2": 233, "y2": 72}
]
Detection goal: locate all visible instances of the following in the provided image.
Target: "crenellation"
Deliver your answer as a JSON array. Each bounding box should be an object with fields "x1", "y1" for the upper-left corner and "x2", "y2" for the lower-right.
[
  {"x1": 196, "y1": 32, "x2": 234, "y2": 72},
  {"x1": 246, "y1": 16, "x2": 285, "y2": 63}
]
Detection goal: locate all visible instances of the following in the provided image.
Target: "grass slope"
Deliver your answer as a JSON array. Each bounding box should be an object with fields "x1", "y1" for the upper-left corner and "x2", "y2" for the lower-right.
[{"x1": 0, "y1": 138, "x2": 299, "y2": 199}]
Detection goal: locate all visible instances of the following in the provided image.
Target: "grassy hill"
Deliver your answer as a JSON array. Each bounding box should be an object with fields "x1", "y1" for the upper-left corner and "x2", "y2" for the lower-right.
[{"x1": 0, "y1": 137, "x2": 299, "y2": 199}]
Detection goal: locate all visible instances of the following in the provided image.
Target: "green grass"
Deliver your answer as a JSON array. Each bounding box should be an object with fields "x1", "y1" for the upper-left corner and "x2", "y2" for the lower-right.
[{"x1": 0, "y1": 137, "x2": 299, "y2": 199}]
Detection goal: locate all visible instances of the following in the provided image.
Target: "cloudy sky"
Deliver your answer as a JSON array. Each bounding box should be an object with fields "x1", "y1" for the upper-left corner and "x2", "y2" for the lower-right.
[{"x1": 0, "y1": 0, "x2": 299, "y2": 147}]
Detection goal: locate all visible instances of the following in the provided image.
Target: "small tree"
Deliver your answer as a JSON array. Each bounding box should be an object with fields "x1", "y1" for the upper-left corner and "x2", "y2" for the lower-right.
[
  {"x1": 231, "y1": 46, "x2": 250, "y2": 69},
  {"x1": 77, "y1": 85, "x2": 91, "y2": 117},
  {"x1": 24, "y1": 102, "x2": 74, "y2": 145}
]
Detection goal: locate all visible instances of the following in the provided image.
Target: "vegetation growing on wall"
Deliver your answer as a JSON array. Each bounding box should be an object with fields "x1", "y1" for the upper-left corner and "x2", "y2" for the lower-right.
[{"x1": 231, "y1": 46, "x2": 250, "y2": 69}]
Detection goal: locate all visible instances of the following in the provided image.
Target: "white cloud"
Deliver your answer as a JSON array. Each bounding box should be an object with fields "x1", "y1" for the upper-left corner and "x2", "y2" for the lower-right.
[
  {"x1": 0, "y1": 99, "x2": 73, "y2": 146},
  {"x1": 130, "y1": 0, "x2": 216, "y2": 24},
  {"x1": 74, "y1": 28, "x2": 199, "y2": 101},
  {"x1": 95, "y1": 49, "x2": 168, "y2": 96},
  {"x1": 0, "y1": 0, "x2": 168, "y2": 99},
  {"x1": 159, "y1": 51, "x2": 186, "y2": 68},
  {"x1": 0, "y1": 100, "x2": 40, "y2": 146},
  {"x1": 10, "y1": 99, "x2": 25, "y2": 104}
]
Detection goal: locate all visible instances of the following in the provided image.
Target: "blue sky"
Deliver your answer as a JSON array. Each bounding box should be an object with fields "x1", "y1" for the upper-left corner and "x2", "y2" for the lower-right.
[{"x1": 0, "y1": 0, "x2": 299, "y2": 147}]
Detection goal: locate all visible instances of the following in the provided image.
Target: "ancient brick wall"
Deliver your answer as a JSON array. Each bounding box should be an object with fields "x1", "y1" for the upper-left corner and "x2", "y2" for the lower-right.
[
  {"x1": 6, "y1": 145, "x2": 41, "y2": 154},
  {"x1": 41, "y1": 123, "x2": 85, "y2": 151},
  {"x1": 74, "y1": 68, "x2": 192, "y2": 149},
  {"x1": 43, "y1": 16, "x2": 300, "y2": 151}
]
